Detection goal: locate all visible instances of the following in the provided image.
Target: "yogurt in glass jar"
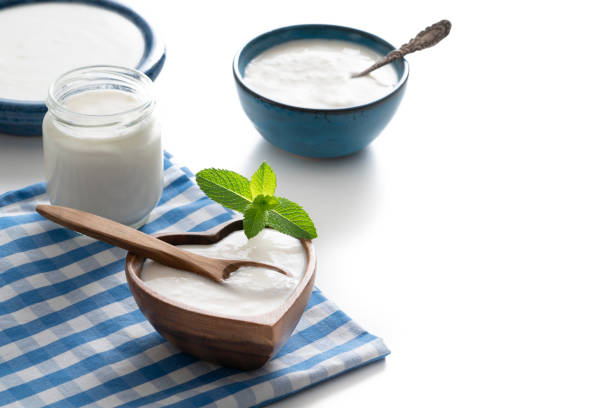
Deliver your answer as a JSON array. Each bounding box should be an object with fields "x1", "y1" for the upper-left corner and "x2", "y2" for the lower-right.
[{"x1": 43, "y1": 66, "x2": 162, "y2": 228}]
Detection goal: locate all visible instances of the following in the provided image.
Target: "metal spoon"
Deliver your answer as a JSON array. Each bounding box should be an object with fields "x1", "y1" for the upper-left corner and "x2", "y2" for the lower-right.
[
  {"x1": 36, "y1": 204, "x2": 290, "y2": 283},
  {"x1": 352, "y1": 19, "x2": 452, "y2": 78}
]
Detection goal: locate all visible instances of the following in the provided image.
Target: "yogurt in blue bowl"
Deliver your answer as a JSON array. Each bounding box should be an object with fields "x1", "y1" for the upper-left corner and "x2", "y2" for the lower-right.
[
  {"x1": 0, "y1": 0, "x2": 165, "y2": 136},
  {"x1": 233, "y1": 24, "x2": 409, "y2": 158}
]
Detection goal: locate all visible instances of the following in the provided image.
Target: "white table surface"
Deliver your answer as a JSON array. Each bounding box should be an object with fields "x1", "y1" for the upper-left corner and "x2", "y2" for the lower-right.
[{"x1": 2, "y1": 0, "x2": 612, "y2": 406}]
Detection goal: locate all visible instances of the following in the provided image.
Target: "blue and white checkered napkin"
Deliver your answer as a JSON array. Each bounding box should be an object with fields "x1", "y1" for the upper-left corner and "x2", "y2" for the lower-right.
[{"x1": 0, "y1": 152, "x2": 389, "y2": 407}]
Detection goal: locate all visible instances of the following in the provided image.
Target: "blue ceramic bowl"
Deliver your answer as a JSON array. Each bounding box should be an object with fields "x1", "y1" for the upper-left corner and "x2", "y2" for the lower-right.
[
  {"x1": 233, "y1": 24, "x2": 409, "y2": 158},
  {"x1": 0, "y1": 0, "x2": 166, "y2": 136}
]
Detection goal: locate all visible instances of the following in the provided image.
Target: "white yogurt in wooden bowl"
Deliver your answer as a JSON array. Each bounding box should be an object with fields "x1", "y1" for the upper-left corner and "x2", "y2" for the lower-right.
[
  {"x1": 243, "y1": 39, "x2": 397, "y2": 109},
  {"x1": 141, "y1": 229, "x2": 307, "y2": 317},
  {"x1": 125, "y1": 221, "x2": 316, "y2": 368}
]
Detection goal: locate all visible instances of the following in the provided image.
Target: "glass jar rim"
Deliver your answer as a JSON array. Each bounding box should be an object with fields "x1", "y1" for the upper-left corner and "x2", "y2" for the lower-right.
[{"x1": 46, "y1": 65, "x2": 155, "y2": 127}]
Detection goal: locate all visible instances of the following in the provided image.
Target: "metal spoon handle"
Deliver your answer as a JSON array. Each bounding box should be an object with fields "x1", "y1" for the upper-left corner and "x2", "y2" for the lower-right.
[{"x1": 353, "y1": 19, "x2": 451, "y2": 78}]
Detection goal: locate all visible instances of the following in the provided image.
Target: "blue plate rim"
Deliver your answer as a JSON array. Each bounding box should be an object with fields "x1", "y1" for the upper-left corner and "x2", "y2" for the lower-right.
[
  {"x1": 0, "y1": 0, "x2": 165, "y2": 108},
  {"x1": 232, "y1": 23, "x2": 410, "y2": 114}
]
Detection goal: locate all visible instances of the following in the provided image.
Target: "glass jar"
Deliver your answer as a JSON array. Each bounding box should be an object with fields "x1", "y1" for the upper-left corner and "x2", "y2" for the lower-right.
[{"x1": 43, "y1": 66, "x2": 162, "y2": 228}]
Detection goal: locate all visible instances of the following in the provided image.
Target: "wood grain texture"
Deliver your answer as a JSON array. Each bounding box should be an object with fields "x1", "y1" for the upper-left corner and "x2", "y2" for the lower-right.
[
  {"x1": 125, "y1": 219, "x2": 316, "y2": 370},
  {"x1": 36, "y1": 204, "x2": 290, "y2": 283}
]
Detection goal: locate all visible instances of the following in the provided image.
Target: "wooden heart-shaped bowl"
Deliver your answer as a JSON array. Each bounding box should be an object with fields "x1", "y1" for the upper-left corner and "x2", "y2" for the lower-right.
[{"x1": 124, "y1": 219, "x2": 316, "y2": 370}]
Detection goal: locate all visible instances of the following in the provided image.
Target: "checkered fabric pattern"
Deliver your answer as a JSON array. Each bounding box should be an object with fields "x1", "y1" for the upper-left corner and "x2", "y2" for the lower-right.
[{"x1": 0, "y1": 152, "x2": 390, "y2": 407}]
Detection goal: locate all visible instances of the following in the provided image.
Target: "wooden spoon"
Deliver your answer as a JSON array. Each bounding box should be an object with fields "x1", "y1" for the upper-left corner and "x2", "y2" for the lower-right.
[
  {"x1": 352, "y1": 19, "x2": 452, "y2": 78},
  {"x1": 36, "y1": 204, "x2": 290, "y2": 283}
]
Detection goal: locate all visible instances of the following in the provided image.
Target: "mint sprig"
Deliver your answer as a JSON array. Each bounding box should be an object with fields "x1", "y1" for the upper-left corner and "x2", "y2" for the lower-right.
[
  {"x1": 196, "y1": 162, "x2": 317, "y2": 240},
  {"x1": 195, "y1": 168, "x2": 251, "y2": 212},
  {"x1": 250, "y1": 161, "x2": 276, "y2": 197}
]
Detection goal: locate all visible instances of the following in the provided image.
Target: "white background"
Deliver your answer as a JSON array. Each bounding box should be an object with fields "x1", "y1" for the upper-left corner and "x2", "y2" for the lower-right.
[{"x1": 1, "y1": 0, "x2": 612, "y2": 406}]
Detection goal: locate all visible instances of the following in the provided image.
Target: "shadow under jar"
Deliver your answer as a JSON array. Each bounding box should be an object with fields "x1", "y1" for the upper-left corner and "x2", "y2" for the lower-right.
[{"x1": 43, "y1": 66, "x2": 162, "y2": 228}]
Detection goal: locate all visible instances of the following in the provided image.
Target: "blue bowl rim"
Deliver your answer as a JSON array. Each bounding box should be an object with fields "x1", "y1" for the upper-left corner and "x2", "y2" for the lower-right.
[
  {"x1": 233, "y1": 23, "x2": 410, "y2": 114},
  {"x1": 0, "y1": 0, "x2": 165, "y2": 110}
]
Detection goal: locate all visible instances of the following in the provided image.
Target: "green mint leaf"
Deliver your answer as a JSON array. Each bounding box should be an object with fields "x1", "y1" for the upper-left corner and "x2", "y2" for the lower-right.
[
  {"x1": 250, "y1": 162, "x2": 276, "y2": 197},
  {"x1": 197, "y1": 163, "x2": 318, "y2": 240},
  {"x1": 196, "y1": 168, "x2": 252, "y2": 213},
  {"x1": 266, "y1": 197, "x2": 318, "y2": 239},
  {"x1": 243, "y1": 205, "x2": 266, "y2": 239},
  {"x1": 252, "y1": 194, "x2": 279, "y2": 212}
]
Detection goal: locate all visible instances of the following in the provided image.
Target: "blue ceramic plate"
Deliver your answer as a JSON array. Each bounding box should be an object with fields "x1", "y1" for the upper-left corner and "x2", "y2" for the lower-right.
[
  {"x1": 233, "y1": 24, "x2": 409, "y2": 158},
  {"x1": 0, "y1": 0, "x2": 165, "y2": 136}
]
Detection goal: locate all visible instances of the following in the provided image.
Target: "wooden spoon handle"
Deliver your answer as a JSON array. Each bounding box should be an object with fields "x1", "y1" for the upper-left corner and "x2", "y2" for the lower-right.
[
  {"x1": 353, "y1": 19, "x2": 451, "y2": 78},
  {"x1": 36, "y1": 204, "x2": 224, "y2": 282}
]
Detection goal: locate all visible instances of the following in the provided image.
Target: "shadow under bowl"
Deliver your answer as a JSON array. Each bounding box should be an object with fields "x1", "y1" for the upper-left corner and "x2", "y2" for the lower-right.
[
  {"x1": 233, "y1": 24, "x2": 409, "y2": 158},
  {"x1": 124, "y1": 220, "x2": 316, "y2": 370}
]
